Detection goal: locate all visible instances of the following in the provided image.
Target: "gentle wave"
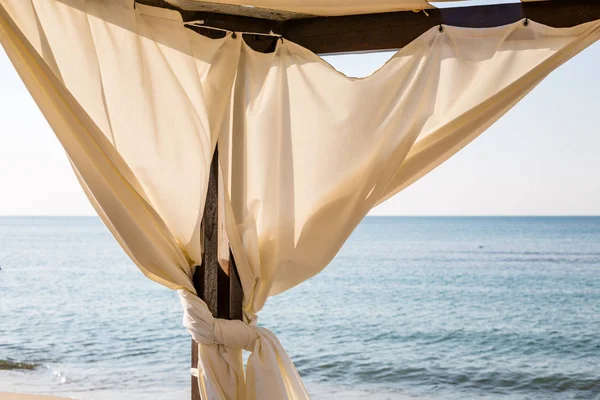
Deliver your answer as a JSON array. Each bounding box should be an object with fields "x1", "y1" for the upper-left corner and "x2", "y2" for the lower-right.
[{"x1": 299, "y1": 360, "x2": 600, "y2": 394}]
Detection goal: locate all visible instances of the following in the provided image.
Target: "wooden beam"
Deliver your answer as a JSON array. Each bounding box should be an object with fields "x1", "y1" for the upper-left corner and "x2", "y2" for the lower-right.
[
  {"x1": 138, "y1": 0, "x2": 600, "y2": 54},
  {"x1": 283, "y1": 0, "x2": 600, "y2": 53}
]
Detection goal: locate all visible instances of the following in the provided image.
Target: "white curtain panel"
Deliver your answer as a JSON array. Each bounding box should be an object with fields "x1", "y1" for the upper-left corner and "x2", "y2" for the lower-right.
[{"x1": 1, "y1": 0, "x2": 598, "y2": 399}]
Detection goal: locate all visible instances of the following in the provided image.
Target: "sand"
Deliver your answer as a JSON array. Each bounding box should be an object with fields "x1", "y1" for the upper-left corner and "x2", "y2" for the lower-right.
[{"x1": 0, "y1": 394, "x2": 73, "y2": 400}]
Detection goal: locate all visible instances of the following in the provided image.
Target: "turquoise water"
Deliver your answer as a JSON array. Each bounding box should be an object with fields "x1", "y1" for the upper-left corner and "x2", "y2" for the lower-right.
[{"x1": 1, "y1": 216, "x2": 600, "y2": 399}]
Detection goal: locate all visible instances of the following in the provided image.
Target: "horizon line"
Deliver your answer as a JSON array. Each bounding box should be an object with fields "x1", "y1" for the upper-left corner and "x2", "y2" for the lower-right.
[{"x1": 1, "y1": 214, "x2": 600, "y2": 218}]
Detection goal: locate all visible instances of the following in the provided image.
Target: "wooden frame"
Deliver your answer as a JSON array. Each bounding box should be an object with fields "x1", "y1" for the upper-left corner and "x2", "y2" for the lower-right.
[{"x1": 138, "y1": 0, "x2": 600, "y2": 53}]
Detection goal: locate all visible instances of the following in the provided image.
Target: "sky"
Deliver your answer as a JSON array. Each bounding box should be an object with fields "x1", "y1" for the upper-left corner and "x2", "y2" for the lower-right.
[{"x1": 0, "y1": 3, "x2": 599, "y2": 216}]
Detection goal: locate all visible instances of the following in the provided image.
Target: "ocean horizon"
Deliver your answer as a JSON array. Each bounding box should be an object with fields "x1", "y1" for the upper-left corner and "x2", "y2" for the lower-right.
[{"x1": 1, "y1": 216, "x2": 600, "y2": 399}]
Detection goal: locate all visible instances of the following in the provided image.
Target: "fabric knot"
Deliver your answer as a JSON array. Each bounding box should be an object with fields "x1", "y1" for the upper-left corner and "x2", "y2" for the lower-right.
[
  {"x1": 214, "y1": 318, "x2": 259, "y2": 351},
  {"x1": 179, "y1": 290, "x2": 259, "y2": 351}
]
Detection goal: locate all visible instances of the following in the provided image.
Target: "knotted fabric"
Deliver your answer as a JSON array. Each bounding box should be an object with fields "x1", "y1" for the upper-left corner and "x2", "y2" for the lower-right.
[
  {"x1": 1, "y1": 0, "x2": 599, "y2": 398},
  {"x1": 180, "y1": 291, "x2": 308, "y2": 399},
  {"x1": 181, "y1": 291, "x2": 259, "y2": 351}
]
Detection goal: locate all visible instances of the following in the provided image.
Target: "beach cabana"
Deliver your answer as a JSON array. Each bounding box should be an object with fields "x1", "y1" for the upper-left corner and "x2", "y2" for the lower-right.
[{"x1": 0, "y1": 0, "x2": 598, "y2": 399}]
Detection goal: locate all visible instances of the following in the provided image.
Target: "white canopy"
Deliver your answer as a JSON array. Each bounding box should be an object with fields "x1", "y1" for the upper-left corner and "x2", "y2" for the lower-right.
[{"x1": 1, "y1": 0, "x2": 598, "y2": 399}]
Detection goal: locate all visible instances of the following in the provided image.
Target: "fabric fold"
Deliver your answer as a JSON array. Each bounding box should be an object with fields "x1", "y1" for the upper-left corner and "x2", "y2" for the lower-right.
[{"x1": 221, "y1": 19, "x2": 600, "y2": 308}]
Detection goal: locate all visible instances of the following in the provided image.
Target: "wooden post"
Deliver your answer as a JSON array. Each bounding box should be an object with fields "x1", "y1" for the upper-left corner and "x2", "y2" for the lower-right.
[{"x1": 191, "y1": 147, "x2": 244, "y2": 400}]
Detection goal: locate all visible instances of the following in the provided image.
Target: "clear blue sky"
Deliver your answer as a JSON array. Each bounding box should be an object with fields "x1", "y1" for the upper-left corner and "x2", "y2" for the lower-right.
[{"x1": 1, "y1": 3, "x2": 599, "y2": 216}]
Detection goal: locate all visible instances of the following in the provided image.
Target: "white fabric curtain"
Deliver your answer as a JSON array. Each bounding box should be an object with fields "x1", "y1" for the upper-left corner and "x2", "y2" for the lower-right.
[
  {"x1": 221, "y1": 18, "x2": 600, "y2": 308},
  {"x1": 1, "y1": 0, "x2": 598, "y2": 398}
]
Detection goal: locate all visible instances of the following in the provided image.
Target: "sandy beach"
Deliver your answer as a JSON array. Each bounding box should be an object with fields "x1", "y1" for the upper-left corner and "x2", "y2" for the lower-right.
[{"x1": 0, "y1": 394, "x2": 72, "y2": 400}]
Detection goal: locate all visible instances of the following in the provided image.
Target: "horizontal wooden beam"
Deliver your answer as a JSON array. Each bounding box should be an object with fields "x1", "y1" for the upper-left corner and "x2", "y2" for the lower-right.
[
  {"x1": 136, "y1": 0, "x2": 600, "y2": 53},
  {"x1": 283, "y1": 0, "x2": 600, "y2": 53}
]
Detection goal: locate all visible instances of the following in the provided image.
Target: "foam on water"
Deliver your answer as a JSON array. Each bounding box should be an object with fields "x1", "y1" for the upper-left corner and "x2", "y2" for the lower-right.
[{"x1": 1, "y1": 217, "x2": 600, "y2": 399}]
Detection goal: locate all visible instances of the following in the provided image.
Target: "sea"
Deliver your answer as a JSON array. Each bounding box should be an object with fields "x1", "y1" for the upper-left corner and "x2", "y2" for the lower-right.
[{"x1": 1, "y1": 216, "x2": 599, "y2": 400}]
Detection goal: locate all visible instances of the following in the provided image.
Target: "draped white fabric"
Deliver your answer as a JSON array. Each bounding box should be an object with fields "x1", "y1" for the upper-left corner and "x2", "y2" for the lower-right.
[
  {"x1": 1, "y1": 0, "x2": 598, "y2": 398},
  {"x1": 221, "y1": 19, "x2": 600, "y2": 309}
]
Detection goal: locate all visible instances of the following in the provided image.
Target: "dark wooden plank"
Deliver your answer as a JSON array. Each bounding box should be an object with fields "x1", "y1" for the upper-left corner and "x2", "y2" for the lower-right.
[
  {"x1": 138, "y1": 0, "x2": 600, "y2": 54},
  {"x1": 440, "y1": 0, "x2": 600, "y2": 29},
  {"x1": 283, "y1": 0, "x2": 600, "y2": 53},
  {"x1": 195, "y1": 148, "x2": 220, "y2": 316}
]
